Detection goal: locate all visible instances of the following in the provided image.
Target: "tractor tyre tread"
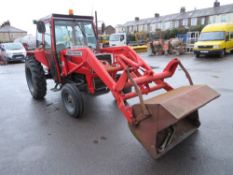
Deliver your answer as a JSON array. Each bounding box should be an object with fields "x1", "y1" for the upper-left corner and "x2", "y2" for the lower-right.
[{"x1": 25, "y1": 57, "x2": 47, "y2": 99}]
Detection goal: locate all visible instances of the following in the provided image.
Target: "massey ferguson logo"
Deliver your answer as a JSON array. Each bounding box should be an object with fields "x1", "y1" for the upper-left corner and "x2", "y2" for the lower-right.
[{"x1": 66, "y1": 50, "x2": 83, "y2": 57}]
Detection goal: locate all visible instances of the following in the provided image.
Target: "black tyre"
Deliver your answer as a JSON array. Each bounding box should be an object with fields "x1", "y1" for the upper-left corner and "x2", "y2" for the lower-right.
[
  {"x1": 61, "y1": 83, "x2": 84, "y2": 118},
  {"x1": 195, "y1": 53, "x2": 200, "y2": 58},
  {"x1": 219, "y1": 50, "x2": 225, "y2": 58},
  {"x1": 25, "y1": 57, "x2": 47, "y2": 99}
]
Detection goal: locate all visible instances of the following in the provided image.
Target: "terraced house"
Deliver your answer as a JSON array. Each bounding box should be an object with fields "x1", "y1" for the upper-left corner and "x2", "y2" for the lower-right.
[{"x1": 116, "y1": 1, "x2": 233, "y2": 34}]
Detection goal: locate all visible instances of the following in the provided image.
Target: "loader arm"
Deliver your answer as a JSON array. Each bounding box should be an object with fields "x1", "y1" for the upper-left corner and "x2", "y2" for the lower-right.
[
  {"x1": 60, "y1": 46, "x2": 190, "y2": 123},
  {"x1": 59, "y1": 45, "x2": 219, "y2": 159}
]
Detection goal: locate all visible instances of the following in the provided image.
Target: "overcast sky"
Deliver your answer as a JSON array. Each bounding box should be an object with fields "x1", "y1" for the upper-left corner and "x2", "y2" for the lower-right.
[{"x1": 0, "y1": 0, "x2": 232, "y2": 34}]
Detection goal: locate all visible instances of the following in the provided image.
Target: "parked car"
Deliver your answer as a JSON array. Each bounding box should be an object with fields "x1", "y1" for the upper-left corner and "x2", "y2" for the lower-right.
[
  {"x1": 193, "y1": 23, "x2": 233, "y2": 58},
  {"x1": 0, "y1": 42, "x2": 27, "y2": 63}
]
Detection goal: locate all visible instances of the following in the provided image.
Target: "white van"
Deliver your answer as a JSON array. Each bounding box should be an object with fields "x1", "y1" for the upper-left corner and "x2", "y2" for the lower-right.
[
  {"x1": 0, "y1": 42, "x2": 26, "y2": 63},
  {"x1": 109, "y1": 33, "x2": 127, "y2": 47}
]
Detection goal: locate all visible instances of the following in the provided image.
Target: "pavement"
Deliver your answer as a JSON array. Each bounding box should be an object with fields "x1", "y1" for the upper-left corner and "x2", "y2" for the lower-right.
[{"x1": 0, "y1": 53, "x2": 233, "y2": 175}]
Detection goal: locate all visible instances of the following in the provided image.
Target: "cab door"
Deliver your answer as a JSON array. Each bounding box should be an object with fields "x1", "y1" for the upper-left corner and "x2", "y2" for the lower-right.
[{"x1": 44, "y1": 22, "x2": 60, "y2": 82}]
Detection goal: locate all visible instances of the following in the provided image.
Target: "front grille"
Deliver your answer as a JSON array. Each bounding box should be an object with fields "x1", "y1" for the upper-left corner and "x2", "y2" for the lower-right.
[
  {"x1": 12, "y1": 54, "x2": 24, "y2": 59},
  {"x1": 198, "y1": 45, "x2": 213, "y2": 49}
]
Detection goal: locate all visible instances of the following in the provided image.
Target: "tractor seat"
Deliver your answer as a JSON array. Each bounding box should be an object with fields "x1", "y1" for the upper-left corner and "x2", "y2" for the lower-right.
[{"x1": 56, "y1": 43, "x2": 66, "y2": 54}]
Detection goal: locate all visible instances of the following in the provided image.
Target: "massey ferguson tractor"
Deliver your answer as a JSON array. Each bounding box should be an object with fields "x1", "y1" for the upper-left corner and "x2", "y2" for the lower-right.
[{"x1": 25, "y1": 13, "x2": 219, "y2": 159}]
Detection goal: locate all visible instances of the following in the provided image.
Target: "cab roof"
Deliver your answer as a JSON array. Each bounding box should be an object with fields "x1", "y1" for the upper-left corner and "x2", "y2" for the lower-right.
[
  {"x1": 202, "y1": 23, "x2": 233, "y2": 32},
  {"x1": 39, "y1": 13, "x2": 93, "y2": 22}
]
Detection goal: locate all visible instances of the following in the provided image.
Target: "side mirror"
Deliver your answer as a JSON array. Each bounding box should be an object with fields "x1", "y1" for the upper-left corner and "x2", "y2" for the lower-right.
[{"x1": 33, "y1": 20, "x2": 46, "y2": 33}]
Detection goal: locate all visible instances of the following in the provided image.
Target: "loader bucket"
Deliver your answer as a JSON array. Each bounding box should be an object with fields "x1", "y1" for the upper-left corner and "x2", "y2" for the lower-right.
[{"x1": 129, "y1": 85, "x2": 220, "y2": 159}]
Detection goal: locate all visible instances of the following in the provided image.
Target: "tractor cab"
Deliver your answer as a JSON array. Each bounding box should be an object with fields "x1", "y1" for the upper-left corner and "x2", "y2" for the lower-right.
[
  {"x1": 36, "y1": 14, "x2": 97, "y2": 51},
  {"x1": 33, "y1": 14, "x2": 101, "y2": 81},
  {"x1": 54, "y1": 17, "x2": 97, "y2": 52}
]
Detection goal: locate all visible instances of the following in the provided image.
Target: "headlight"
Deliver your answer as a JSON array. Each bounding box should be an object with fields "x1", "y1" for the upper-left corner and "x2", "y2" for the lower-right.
[
  {"x1": 23, "y1": 51, "x2": 27, "y2": 57},
  {"x1": 213, "y1": 45, "x2": 220, "y2": 49},
  {"x1": 6, "y1": 52, "x2": 12, "y2": 57}
]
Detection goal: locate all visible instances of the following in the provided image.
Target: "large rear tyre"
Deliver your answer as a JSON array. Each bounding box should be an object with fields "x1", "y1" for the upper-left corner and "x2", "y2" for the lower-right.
[
  {"x1": 25, "y1": 57, "x2": 47, "y2": 99},
  {"x1": 61, "y1": 83, "x2": 84, "y2": 118}
]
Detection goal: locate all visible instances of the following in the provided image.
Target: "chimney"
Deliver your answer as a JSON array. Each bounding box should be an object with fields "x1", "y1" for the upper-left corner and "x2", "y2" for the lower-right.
[
  {"x1": 214, "y1": 0, "x2": 220, "y2": 7},
  {"x1": 180, "y1": 7, "x2": 186, "y2": 13},
  {"x1": 154, "y1": 13, "x2": 160, "y2": 18},
  {"x1": 135, "y1": 17, "x2": 139, "y2": 21}
]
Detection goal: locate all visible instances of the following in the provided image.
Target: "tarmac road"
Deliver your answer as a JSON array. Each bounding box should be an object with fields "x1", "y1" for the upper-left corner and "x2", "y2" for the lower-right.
[{"x1": 0, "y1": 53, "x2": 233, "y2": 175}]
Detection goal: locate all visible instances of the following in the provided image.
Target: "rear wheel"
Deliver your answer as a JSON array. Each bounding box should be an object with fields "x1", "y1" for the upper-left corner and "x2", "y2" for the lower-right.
[
  {"x1": 25, "y1": 57, "x2": 47, "y2": 99},
  {"x1": 61, "y1": 83, "x2": 84, "y2": 118}
]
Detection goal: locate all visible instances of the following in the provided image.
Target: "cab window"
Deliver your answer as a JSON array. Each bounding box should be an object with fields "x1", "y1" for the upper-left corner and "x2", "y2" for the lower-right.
[
  {"x1": 36, "y1": 32, "x2": 43, "y2": 47},
  {"x1": 44, "y1": 23, "x2": 51, "y2": 49}
]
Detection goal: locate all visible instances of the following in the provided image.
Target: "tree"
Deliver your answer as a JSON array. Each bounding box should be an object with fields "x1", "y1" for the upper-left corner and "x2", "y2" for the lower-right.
[{"x1": 189, "y1": 25, "x2": 205, "y2": 32}]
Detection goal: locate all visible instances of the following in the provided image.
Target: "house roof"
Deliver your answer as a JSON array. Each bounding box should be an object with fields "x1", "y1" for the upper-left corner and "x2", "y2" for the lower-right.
[
  {"x1": 123, "y1": 3, "x2": 233, "y2": 26},
  {"x1": 0, "y1": 25, "x2": 27, "y2": 33}
]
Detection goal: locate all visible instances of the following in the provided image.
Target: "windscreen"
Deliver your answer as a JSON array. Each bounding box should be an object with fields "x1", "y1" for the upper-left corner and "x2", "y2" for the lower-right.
[
  {"x1": 3, "y1": 43, "x2": 24, "y2": 50},
  {"x1": 54, "y1": 20, "x2": 97, "y2": 50},
  {"x1": 109, "y1": 34, "x2": 121, "y2": 41},
  {"x1": 198, "y1": 32, "x2": 225, "y2": 41}
]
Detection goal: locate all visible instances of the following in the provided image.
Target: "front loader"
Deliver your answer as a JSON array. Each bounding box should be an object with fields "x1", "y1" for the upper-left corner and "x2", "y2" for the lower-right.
[{"x1": 25, "y1": 13, "x2": 219, "y2": 159}]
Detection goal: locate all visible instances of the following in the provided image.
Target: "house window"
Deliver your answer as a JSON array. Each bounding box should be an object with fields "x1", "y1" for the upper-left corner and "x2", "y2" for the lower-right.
[
  {"x1": 220, "y1": 15, "x2": 228, "y2": 22},
  {"x1": 139, "y1": 25, "x2": 143, "y2": 32},
  {"x1": 209, "y1": 16, "x2": 216, "y2": 24},
  {"x1": 147, "y1": 24, "x2": 150, "y2": 32},
  {"x1": 161, "y1": 22, "x2": 165, "y2": 30},
  {"x1": 158, "y1": 22, "x2": 164, "y2": 30},
  {"x1": 201, "y1": 17, "x2": 205, "y2": 25},
  {"x1": 144, "y1": 24, "x2": 147, "y2": 31},
  {"x1": 164, "y1": 21, "x2": 171, "y2": 29},
  {"x1": 151, "y1": 23, "x2": 156, "y2": 32},
  {"x1": 182, "y1": 19, "x2": 188, "y2": 26},
  {"x1": 191, "y1": 18, "x2": 197, "y2": 26},
  {"x1": 174, "y1": 21, "x2": 179, "y2": 28}
]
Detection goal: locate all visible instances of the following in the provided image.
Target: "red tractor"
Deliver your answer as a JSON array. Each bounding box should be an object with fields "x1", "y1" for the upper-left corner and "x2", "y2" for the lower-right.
[{"x1": 25, "y1": 13, "x2": 219, "y2": 159}]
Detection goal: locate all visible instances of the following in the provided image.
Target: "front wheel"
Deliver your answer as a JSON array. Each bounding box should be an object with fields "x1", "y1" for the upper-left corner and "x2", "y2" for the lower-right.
[
  {"x1": 25, "y1": 57, "x2": 47, "y2": 99},
  {"x1": 61, "y1": 83, "x2": 84, "y2": 118},
  {"x1": 219, "y1": 50, "x2": 225, "y2": 58},
  {"x1": 195, "y1": 53, "x2": 200, "y2": 58}
]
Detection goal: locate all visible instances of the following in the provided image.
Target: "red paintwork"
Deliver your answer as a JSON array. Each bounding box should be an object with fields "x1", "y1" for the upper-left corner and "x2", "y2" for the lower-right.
[
  {"x1": 27, "y1": 14, "x2": 183, "y2": 123},
  {"x1": 31, "y1": 44, "x2": 183, "y2": 123}
]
